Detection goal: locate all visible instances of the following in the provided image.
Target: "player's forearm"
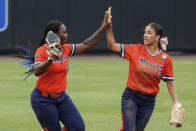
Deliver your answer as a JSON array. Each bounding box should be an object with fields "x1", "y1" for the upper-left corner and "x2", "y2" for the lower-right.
[
  {"x1": 167, "y1": 81, "x2": 178, "y2": 104},
  {"x1": 34, "y1": 60, "x2": 51, "y2": 76},
  {"x1": 106, "y1": 24, "x2": 121, "y2": 53},
  {"x1": 75, "y1": 26, "x2": 105, "y2": 54}
]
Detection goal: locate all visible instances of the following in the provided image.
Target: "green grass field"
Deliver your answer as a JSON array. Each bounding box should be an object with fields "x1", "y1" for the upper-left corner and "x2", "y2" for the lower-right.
[{"x1": 0, "y1": 57, "x2": 195, "y2": 131}]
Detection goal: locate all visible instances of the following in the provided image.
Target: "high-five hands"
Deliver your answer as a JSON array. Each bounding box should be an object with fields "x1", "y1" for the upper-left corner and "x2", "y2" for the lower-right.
[
  {"x1": 101, "y1": 7, "x2": 112, "y2": 29},
  {"x1": 107, "y1": 7, "x2": 112, "y2": 24}
]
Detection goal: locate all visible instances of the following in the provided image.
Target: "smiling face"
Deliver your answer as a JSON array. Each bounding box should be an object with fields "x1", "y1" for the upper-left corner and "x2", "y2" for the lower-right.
[
  {"x1": 57, "y1": 24, "x2": 68, "y2": 44},
  {"x1": 143, "y1": 25, "x2": 160, "y2": 46}
]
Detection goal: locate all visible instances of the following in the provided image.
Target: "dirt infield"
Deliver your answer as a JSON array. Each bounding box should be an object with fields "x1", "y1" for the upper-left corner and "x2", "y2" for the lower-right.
[{"x1": 0, "y1": 54, "x2": 195, "y2": 61}]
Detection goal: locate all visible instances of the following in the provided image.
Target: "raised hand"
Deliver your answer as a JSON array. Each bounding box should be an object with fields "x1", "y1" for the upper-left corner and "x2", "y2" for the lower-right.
[
  {"x1": 101, "y1": 7, "x2": 112, "y2": 29},
  {"x1": 107, "y1": 7, "x2": 112, "y2": 24}
]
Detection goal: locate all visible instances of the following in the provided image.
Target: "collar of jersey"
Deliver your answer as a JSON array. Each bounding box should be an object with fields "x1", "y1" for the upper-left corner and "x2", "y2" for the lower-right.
[{"x1": 146, "y1": 47, "x2": 162, "y2": 57}]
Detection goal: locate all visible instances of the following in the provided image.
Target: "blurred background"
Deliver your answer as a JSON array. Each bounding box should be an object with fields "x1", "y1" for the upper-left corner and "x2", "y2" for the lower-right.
[{"x1": 0, "y1": 0, "x2": 196, "y2": 54}]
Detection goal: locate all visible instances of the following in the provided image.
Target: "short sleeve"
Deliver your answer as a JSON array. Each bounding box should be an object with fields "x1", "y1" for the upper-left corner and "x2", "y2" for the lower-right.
[
  {"x1": 120, "y1": 44, "x2": 140, "y2": 59},
  {"x1": 34, "y1": 47, "x2": 47, "y2": 67},
  {"x1": 63, "y1": 44, "x2": 76, "y2": 56},
  {"x1": 162, "y1": 56, "x2": 174, "y2": 82}
]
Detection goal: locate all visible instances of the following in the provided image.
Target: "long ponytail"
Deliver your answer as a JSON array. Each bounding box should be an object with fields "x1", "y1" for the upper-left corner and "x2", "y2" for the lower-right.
[{"x1": 19, "y1": 20, "x2": 63, "y2": 79}]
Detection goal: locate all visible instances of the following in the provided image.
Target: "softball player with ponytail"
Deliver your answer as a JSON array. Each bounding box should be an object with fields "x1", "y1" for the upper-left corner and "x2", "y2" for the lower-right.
[
  {"x1": 30, "y1": 9, "x2": 110, "y2": 131},
  {"x1": 106, "y1": 7, "x2": 182, "y2": 131}
]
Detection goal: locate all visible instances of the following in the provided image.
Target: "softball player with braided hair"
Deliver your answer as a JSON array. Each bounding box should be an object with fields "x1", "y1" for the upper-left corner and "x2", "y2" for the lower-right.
[
  {"x1": 30, "y1": 9, "x2": 111, "y2": 131},
  {"x1": 106, "y1": 7, "x2": 184, "y2": 131}
]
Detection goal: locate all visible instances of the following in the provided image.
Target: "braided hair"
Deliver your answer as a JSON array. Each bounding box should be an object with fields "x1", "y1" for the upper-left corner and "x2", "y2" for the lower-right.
[
  {"x1": 39, "y1": 20, "x2": 63, "y2": 47},
  {"x1": 19, "y1": 20, "x2": 63, "y2": 79}
]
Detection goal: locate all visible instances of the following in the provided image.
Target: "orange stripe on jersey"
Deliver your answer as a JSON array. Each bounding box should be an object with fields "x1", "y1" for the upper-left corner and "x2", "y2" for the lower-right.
[
  {"x1": 120, "y1": 44, "x2": 174, "y2": 94},
  {"x1": 62, "y1": 127, "x2": 68, "y2": 131},
  {"x1": 118, "y1": 114, "x2": 124, "y2": 131},
  {"x1": 34, "y1": 44, "x2": 76, "y2": 93},
  {"x1": 43, "y1": 128, "x2": 48, "y2": 131}
]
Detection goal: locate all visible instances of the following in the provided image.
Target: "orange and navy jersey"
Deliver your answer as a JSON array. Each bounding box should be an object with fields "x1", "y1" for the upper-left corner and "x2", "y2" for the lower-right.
[
  {"x1": 120, "y1": 43, "x2": 174, "y2": 94},
  {"x1": 34, "y1": 44, "x2": 76, "y2": 93}
]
